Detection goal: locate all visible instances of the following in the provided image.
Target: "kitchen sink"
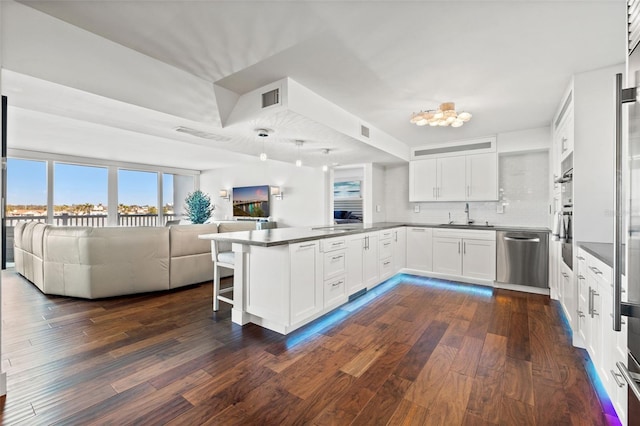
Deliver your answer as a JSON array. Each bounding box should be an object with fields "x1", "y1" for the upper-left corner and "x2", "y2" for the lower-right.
[{"x1": 311, "y1": 225, "x2": 361, "y2": 231}]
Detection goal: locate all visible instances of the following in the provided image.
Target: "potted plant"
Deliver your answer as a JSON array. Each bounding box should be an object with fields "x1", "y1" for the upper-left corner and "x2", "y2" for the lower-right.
[{"x1": 184, "y1": 190, "x2": 215, "y2": 224}]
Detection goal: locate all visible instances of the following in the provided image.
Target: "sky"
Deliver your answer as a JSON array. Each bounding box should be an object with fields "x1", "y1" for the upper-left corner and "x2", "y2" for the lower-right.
[{"x1": 7, "y1": 158, "x2": 175, "y2": 207}]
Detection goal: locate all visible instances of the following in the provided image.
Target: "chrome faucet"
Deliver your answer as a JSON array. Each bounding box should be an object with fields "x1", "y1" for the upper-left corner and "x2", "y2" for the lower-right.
[{"x1": 465, "y1": 203, "x2": 474, "y2": 225}]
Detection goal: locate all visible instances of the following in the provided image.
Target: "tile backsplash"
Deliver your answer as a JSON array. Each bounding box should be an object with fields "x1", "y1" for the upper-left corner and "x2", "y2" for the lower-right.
[{"x1": 384, "y1": 151, "x2": 550, "y2": 227}]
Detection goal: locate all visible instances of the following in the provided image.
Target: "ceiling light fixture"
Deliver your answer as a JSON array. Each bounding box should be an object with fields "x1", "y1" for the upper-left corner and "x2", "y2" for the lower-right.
[
  {"x1": 256, "y1": 128, "x2": 270, "y2": 161},
  {"x1": 410, "y1": 102, "x2": 472, "y2": 128},
  {"x1": 322, "y1": 149, "x2": 330, "y2": 172},
  {"x1": 295, "y1": 140, "x2": 304, "y2": 167}
]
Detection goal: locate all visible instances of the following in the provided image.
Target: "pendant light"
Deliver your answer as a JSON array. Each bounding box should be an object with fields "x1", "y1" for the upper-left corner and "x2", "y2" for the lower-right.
[
  {"x1": 256, "y1": 128, "x2": 270, "y2": 161},
  {"x1": 295, "y1": 140, "x2": 303, "y2": 167},
  {"x1": 322, "y1": 148, "x2": 330, "y2": 172}
]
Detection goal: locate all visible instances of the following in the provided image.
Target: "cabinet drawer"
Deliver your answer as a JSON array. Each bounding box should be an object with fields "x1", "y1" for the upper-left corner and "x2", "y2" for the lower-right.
[
  {"x1": 324, "y1": 250, "x2": 346, "y2": 280},
  {"x1": 379, "y1": 229, "x2": 393, "y2": 240},
  {"x1": 379, "y1": 258, "x2": 393, "y2": 281},
  {"x1": 379, "y1": 238, "x2": 393, "y2": 259},
  {"x1": 321, "y1": 237, "x2": 346, "y2": 252},
  {"x1": 324, "y1": 276, "x2": 347, "y2": 308}
]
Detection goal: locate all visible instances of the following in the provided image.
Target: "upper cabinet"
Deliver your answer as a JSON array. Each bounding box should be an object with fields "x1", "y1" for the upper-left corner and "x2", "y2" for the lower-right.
[{"x1": 409, "y1": 137, "x2": 498, "y2": 202}]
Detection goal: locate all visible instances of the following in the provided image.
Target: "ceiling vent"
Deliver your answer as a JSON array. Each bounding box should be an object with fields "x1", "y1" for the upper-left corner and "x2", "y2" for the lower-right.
[
  {"x1": 361, "y1": 125, "x2": 370, "y2": 138},
  {"x1": 174, "y1": 126, "x2": 231, "y2": 142},
  {"x1": 261, "y1": 88, "x2": 280, "y2": 108}
]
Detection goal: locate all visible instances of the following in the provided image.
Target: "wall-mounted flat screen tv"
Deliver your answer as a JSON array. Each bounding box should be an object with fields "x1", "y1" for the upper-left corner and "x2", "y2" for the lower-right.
[{"x1": 232, "y1": 185, "x2": 270, "y2": 218}]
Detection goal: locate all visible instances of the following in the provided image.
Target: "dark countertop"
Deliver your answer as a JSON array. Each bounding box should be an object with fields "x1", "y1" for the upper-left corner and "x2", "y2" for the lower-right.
[{"x1": 200, "y1": 222, "x2": 549, "y2": 247}]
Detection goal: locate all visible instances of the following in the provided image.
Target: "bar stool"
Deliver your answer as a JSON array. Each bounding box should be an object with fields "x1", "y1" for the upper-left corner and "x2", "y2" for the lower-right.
[{"x1": 212, "y1": 240, "x2": 235, "y2": 310}]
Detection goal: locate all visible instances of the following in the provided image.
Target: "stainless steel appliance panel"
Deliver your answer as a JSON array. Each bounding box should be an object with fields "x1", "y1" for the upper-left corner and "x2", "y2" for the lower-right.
[{"x1": 496, "y1": 231, "x2": 549, "y2": 288}]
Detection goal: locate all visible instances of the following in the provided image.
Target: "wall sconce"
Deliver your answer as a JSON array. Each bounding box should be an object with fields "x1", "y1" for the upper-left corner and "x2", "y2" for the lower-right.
[
  {"x1": 270, "y1": 186, "x2": 283, "y2": 200},
  {"x1": 219, "y1": 189, "x2": 230, "y2": 201}
]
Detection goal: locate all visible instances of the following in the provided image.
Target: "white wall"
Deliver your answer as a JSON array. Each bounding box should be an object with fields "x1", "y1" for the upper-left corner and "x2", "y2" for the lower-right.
[
  {"x1": 385, "y1": 147, "x2": 550, "y2": 227},
  {"x1": 371, "y1": 164, "x2": 386, "y2": 223},
  {"x1": 200, "y1": 160, "x2": 327, "y2": 228}
]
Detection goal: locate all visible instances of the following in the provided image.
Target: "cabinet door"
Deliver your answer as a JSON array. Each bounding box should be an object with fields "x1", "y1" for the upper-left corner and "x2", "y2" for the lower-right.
[
  {"x1": 346, "y1": 234, "x2": 365, "y2": 295},
  {"x1": 290, "y1": 242, "x2": 323, "y2": 325},
  {"x1": 392, "y1": 227, "x2": 407, "y2": 272},
  {"x1": 560, "y1": 263, "x2": 574, "y2": 330},
  {"x1": 576, "y1": 263, "x2": 589, "y2": 346},
  {"x1": 432, "y1": 237, "x2": 462, "y2": 275},
  {"x1": 406, "y1": 227, "x2": 433, "y2": 271},
  {"x1": 437, "y1": 156, "x2": 466, "y2": 201},
  {"x1": 466, "y1": 153, "x2": 498, "y2": 201},
  {"x1": 462, "y1": 238, "x2": 496, "y2": 280},
  {"x1": 587, "y1": 279, "x2": 602, "y2": 368},
  {"x1": 363, "y1": 234, "x2": 379, "y2": 288},
  {"x1": 409, "y1": 159, "x2": 437, "y2": 202}
]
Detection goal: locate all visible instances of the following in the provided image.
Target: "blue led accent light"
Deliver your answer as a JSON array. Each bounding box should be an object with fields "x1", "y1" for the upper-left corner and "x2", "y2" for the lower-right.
[
  {"x1": 284, "y1": 308, "x2": 350, "y2": 349},
  {"x1": 405, "y1": 274, "x2": 494, "y2": 298},
  {"x1": 582, "y1": 355, "x2": 620, "y2": 425}
]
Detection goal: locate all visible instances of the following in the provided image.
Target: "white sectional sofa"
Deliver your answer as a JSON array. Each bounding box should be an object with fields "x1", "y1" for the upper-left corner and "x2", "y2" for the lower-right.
[{"x1": 13, "y1": 221, "x2": 257, "y2": 299}]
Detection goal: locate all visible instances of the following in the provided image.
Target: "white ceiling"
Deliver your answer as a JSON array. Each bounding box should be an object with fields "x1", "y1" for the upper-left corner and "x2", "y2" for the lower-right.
[{"x1": 4, "y1": 0, "x2": 627, "y2": 170}]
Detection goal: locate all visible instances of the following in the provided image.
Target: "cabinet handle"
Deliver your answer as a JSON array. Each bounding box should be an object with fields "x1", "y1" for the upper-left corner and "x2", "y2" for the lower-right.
[
  {"x1": 577, "y1": 256, "x2": 585, "y2": 260},
  {"x1": 394, "y1": 231, "x2": 398, "y2": 242},
  {"x1": 611, "y1": 370, "x2": 626, "y2": 388},
  {"x1": 300, "y1": 243, "x2": 316, "y2": 248},
  {"x1": 331, "y1": 280, "x2": 343, "y2": 287},
  {"x1": 577, "y1": 310, "x2": 585, "y2": 318},
  {"x1": 561, "y1": 272, "x2": 569, "y2": 278},
  {"x1": 331, "y1": 242, "x2": 343, "y2": 247},
  {"x1": 591, "y1": 289, "x2": 600, "y2": 318},
  {"x1": 577, "y1": 274, "x2": 585, "y2": 280},
  {"x1": 384, "y1": 242, "x2": 391, "y2": 248},
  {"x1": 589, "y1": 266, "x2": 603, "y2": 275},
  {"x1": 463, "y1": 241, "x2": 466, "y2": 254},
  {"x1": 412, "y1": 228, "x2": 425, "y2": 232},
  {"x1": 588, "y1": 287, "x2": 593, "y2": 315},
  {"x1": 331, "y1": 255, "x2": 344, "y2": 261},
  {"x1": 384, "y1": 261, "x2": 391, "y2": 266},
  {"x1": 458, "y1": 241, "x2": 461, "y2": 254}
]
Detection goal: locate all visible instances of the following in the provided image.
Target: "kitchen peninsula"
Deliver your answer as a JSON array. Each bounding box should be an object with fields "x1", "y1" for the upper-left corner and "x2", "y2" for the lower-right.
[{"x1": 200, "y1": 222, "x2": 548, "y2": 335}]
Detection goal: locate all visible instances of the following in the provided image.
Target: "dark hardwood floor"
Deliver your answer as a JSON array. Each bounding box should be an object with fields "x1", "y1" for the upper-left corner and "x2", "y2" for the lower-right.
[{"x1": 0, "y1": 270, "x2": 615, "y2": 425}]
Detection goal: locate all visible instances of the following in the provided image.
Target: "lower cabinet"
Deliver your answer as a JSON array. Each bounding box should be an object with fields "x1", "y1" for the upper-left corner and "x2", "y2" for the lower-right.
[
  {"x1": 432, "y1": 229, "x2": 496, "y2": 281},
  {"x1": 559, "y1": 262, "x2": 575, "y2": 330},
  {"x1": 575, "y1": 248, "x2": 628, "y2": 425},
  {"x1": 406, "y1": 227, "x2": 433, "y2": 271},
  {"x1": 289, "y1": 241, "x2": 323, "y2": 325},
  {"x1": 346, "y1": 232, "x2": 378, "y2": 295},
  {"x1": 392, "y1": 227, "x2": 407, "y2": 272}
]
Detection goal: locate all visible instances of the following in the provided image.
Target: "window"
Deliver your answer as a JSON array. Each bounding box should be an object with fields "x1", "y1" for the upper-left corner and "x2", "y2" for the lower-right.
[
  {"x1": 118, "y1": 169, "x2": 158, "y2": 226},
  {"x1": 54, "y1": 163, "x2": 108, "y2": 226},
  {"x1": 6, "y1": 158, "x2": 47, "y2": 224}
]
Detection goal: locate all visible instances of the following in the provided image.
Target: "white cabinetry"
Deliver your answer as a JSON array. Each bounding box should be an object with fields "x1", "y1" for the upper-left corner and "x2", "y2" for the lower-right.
[
  {"x1": 392, "y1": 227, "x2": 406, "y2": 273},
  {"x1": 432, "y1": 229, "x2": 496, "y2": 281},
  {"x1": 378, "y1": 230, "x2": 394, "y2": 283},
  {"x1": 466, "y1": 153, "x2": 498, "y2": 201},
  {"x1": 559, "y1": 261, "x2": 574, "y2": 330},
  {"x1": 574, "y1": 248, "x2": 628, "y2": 425},
  {"x1": 290, "y1": 241, "x2": 323, "y2": 325},
  {"x1": 346, "y1": 232, "x2": 378, "y2": 295},
  {"x1": 409, "y1": 152, "x2": 497, "y2": 202},
  {"x1": 321, "y1": 236, "x2": 347, "y2": 309},
  {"x1": 406, "y1": 227, "x2": 433, "y2": 271}
]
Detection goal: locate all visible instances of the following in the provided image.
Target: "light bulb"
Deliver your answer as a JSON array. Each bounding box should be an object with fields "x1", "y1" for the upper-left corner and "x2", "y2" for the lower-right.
[
  {"x1": 259, "y1": 152, "x2": 267, "y2": 161},
  {"x1": 322, "y1": 164, "x2": 328, "y2": 172},
  {"x1": 296, "y1": 159, "x2": 302, "y2": 167}
]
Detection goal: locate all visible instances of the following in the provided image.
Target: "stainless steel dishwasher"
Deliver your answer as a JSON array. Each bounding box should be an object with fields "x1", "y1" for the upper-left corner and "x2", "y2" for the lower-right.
[{"x1": 496, "y1": 231, "x2": 549, "y2": 288}]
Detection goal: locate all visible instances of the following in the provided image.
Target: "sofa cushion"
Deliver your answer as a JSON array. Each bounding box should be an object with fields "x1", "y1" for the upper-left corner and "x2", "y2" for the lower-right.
[
  {"x1": 169, "y1": 223, "x2": 218, "y2": 258},
  {"x1": 217, "y1": 221, "x2": 256, "y2": 233}
]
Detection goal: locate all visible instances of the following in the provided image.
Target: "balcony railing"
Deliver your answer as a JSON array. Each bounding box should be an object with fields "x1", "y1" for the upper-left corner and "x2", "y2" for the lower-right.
[{"x1": 6, "y1": 213, "x2": 178, "y2": 228}]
